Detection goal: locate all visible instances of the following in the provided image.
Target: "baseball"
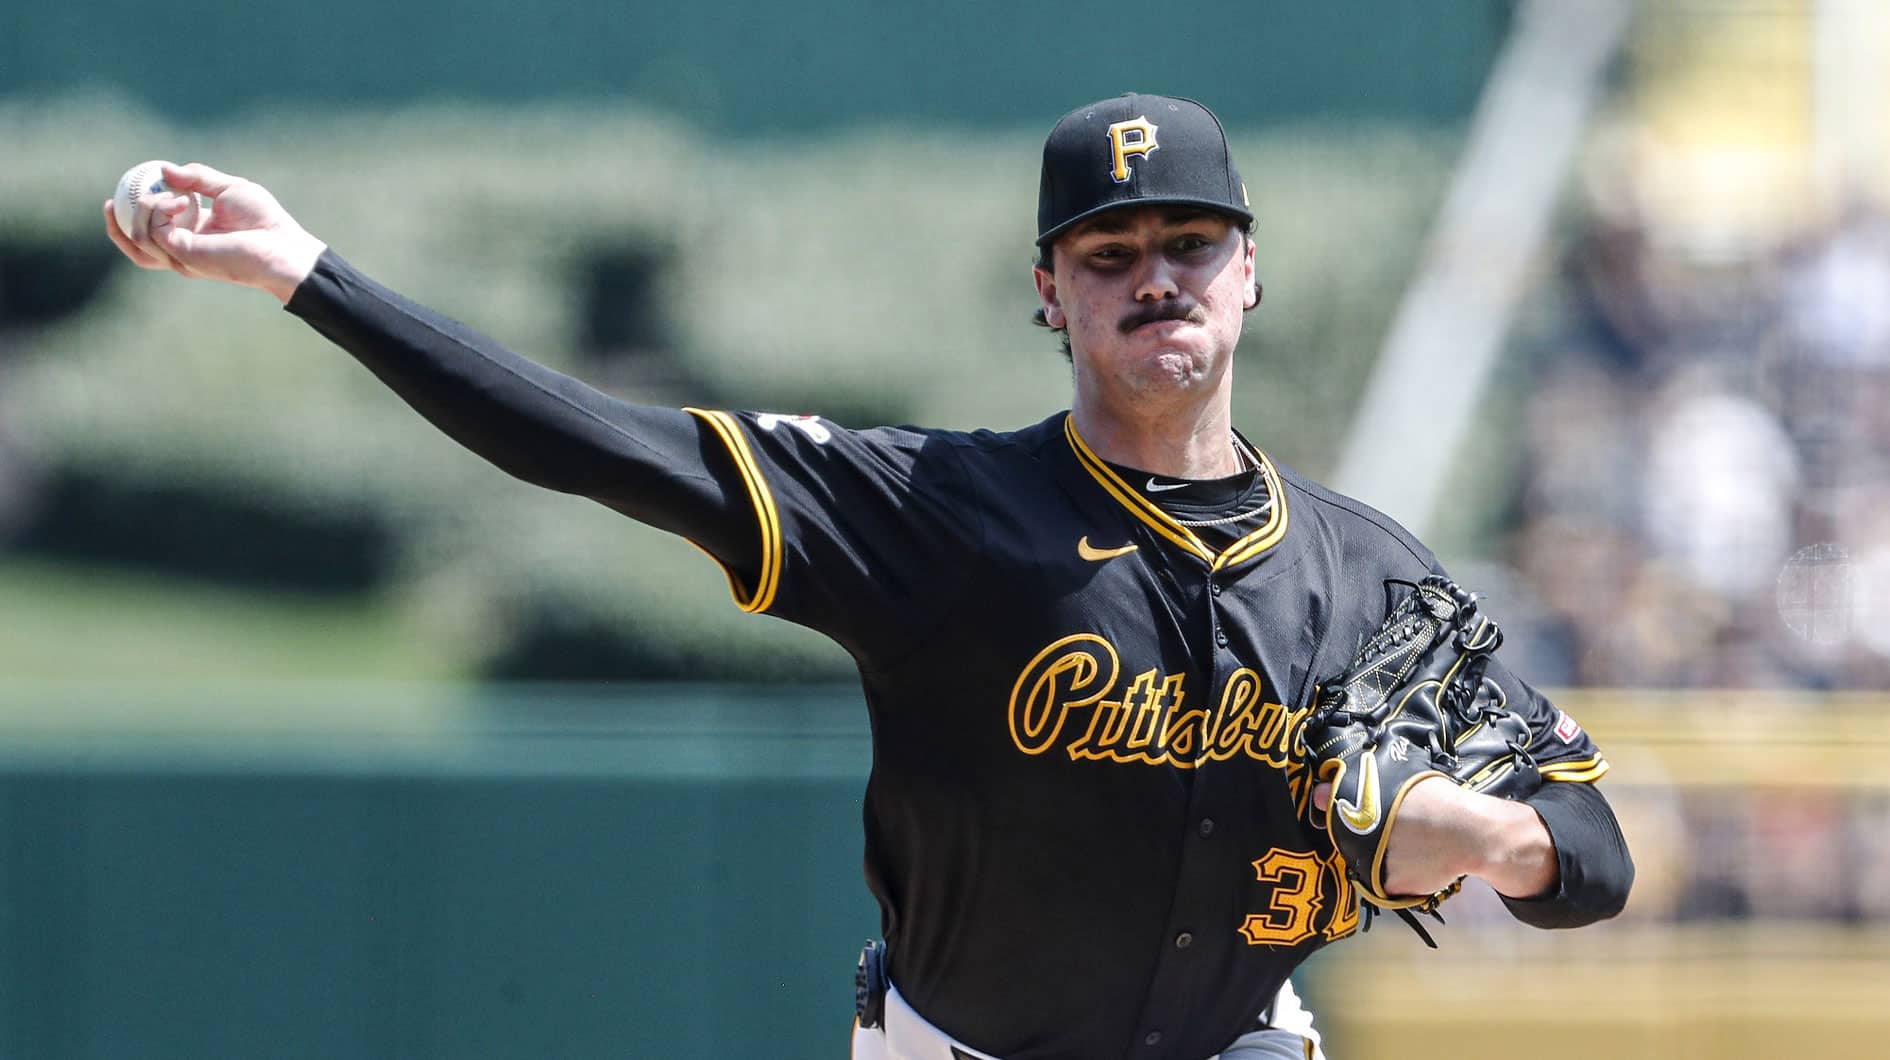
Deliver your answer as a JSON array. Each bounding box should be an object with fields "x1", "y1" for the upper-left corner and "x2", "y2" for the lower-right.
[{"x1": 113, "y1": 160, "x2": 200, "y2": 241}]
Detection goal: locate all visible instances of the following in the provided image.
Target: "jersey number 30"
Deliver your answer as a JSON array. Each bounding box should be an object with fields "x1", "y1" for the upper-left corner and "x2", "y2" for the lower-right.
[{"x1": 1239, "y1": 848, "x2": 1358, "y2": 947}]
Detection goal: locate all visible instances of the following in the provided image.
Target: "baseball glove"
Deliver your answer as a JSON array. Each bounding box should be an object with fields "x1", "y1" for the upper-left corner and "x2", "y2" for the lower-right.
[{"x1": 1300, "y1": 575, "x2": 1542, "y2": 944}]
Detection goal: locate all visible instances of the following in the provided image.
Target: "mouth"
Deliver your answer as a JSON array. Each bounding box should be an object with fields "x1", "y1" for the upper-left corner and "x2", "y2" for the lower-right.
[
  {"x1": 1126, "y1": 318, "x2": 1203, "y2": 342},
  {"x1": 1132, "y1": 318, "x2": 1194, "y2": 333}
]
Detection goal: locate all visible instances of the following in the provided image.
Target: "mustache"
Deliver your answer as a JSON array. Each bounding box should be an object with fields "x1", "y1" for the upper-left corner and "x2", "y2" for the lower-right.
[{"x1": 1119, "y1": 300, "x2": 1207, "y2": 333}]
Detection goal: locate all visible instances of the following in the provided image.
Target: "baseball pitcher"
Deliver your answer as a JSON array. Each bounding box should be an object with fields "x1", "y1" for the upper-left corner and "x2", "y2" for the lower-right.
[{"x1": 104, "y1": 93, "x2": 1634, "y2": 1059}]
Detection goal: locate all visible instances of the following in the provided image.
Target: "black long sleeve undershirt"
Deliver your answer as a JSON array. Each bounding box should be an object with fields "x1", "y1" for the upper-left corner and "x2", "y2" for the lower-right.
[
  {"x1": 1508, "y1": 779, "x2": 1634, "y2": 927},
  {"x1": 285, "y1": 249, "x2": 762, "y2": 579}
]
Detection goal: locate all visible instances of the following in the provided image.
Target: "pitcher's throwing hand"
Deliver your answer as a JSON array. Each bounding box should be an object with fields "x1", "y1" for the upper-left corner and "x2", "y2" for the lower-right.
[{"x1": 103, "y1": 162, "x2": 325, "y2": 301}]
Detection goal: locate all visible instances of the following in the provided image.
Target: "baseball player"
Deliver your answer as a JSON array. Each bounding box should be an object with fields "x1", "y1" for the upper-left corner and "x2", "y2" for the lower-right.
[{"x1": 104, "y1": 93, "x2": 1633, "y2": 1059}]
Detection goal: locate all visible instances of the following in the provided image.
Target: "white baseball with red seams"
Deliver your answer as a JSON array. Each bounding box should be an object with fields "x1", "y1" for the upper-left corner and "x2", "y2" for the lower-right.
[{"x1": 112, "y1": 160, "x2": 200, "y2": 241}]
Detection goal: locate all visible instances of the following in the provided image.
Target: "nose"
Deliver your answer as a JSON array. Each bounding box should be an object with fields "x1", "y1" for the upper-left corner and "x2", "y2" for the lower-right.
[{"x1": 1133, "y1": 250, "x2": 1179, "y2": 302}]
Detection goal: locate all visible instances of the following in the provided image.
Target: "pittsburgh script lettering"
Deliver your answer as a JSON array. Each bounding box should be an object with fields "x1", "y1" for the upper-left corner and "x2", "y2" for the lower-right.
[{"x1": 1007, "y1": 634, "x2": 1309, "y2": 769}]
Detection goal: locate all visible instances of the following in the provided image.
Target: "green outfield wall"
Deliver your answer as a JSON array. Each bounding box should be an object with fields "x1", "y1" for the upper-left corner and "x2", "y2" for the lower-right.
[{"x1": 0, "y1": 684, "x2": 878, "y2": 1058}]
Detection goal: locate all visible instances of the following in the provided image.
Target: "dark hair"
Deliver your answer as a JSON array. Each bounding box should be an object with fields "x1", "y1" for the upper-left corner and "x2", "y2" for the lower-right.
[
  {"x1": 1030, "y1": 225, "x2": 1258, "y2": 361},
  {"x1": 1030, "y1": 243, "x2": 1074, "y2": 357}
]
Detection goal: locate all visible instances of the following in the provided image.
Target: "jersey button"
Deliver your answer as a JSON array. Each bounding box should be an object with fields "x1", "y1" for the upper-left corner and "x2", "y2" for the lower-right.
[
  {"x1": 1215, "y1": 630, "x2": 1229, "y2": 648},
  {"x1": 1209, "y1": 582, "x2": 1222, "y2": 597},
  {"x1": 1144, "y1": 1030, "x2": 1164, "y2": 1047},
  {"x1": 1175, "y1": 931, "x2": 1193, "y2": 949},
  {"x1": 1198, "y1": 818, "x2": 1215, "y2": 837}
]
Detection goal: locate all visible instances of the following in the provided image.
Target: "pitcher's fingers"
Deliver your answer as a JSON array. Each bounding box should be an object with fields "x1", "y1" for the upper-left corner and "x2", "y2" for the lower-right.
[
  {"x1": 102, "y1": 199, "x2": 169, "y2": 270},
  {"x1": 152, "y1": 225, "x2": 209, "y2": 279},
  {"x1": 162, "y1": 162, "x2": 242, "y2": 198},
  {"x1": 155, "y1": 195, "x2": 195, "y2": 224},
  {"x1": 128, "y1": 194, "x2": 174, "y2": 266},
  {"x1": 165, "y1": 194, "x2": 211, "y2": 237},
  {"x1": 145, "y1": 191, "x2": 188, "y2": 225}
]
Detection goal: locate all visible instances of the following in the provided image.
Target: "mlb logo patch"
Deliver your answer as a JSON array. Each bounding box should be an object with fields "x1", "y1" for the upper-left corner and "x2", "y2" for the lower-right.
[{"x1": 1554, "y1": 710, "x2": 1583, "y2": 743}]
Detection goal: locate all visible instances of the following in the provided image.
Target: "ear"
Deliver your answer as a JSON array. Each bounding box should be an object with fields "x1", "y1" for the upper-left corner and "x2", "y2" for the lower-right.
[
  {"x1": 1242, "y1": 238, "x2": 1261, "y2": 310},
  {"x1": 1033, "y1": 263, "x2": 1066, "y2": 329}
]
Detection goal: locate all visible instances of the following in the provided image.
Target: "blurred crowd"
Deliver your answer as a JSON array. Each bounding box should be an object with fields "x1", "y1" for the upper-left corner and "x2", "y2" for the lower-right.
[
  {"x1": 1504, "y1": 178, "x2": 1890, "y2": 691},
  {"x1": 1482, "y1": 125, "x2": 1890, "y2": 925}
]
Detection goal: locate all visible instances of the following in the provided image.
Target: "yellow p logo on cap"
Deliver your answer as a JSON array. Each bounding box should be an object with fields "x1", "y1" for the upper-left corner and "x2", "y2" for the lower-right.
[{"x1": 1107, "y1": 117, "x2": 1159, "y2": 184}]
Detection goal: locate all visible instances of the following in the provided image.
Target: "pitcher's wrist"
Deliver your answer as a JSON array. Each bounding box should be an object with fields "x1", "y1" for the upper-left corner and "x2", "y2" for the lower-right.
[
  {"x1": 1472, "y1": 796, "x2": 1558, "y2": 899},
  {"x1": 263, "y1": 232, "x2": 328, "y2": 303}
]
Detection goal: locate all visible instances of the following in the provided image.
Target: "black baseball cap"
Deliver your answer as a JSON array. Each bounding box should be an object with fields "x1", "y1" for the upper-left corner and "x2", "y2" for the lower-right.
[{"x1": 1036, "y1": 93, "x2": 1253, "y2": 247}]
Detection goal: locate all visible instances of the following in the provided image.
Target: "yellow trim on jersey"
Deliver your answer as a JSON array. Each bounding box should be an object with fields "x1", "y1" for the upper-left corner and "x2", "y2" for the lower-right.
[
  {"x1": 1066, "y1": 416, "x2": 1211, "y2": 561},
  {"x1": 1214, "y1": 446, "x2": 1291, "y2": 567},
  {"x1": 1063, "y1": 415, "x2": 1289, "y2": 570},
  {"x1": 1540, "y1": 755, "x2": 1611, "y2": 784},
  {"x1": 684, "y1": 408, "x2": 783, "y2": 614}
]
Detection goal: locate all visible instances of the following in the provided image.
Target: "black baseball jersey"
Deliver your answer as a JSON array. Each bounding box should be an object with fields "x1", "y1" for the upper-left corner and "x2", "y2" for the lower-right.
[{"x1": 288, "y1": 252, "x2": 1631, "y2": 1060}]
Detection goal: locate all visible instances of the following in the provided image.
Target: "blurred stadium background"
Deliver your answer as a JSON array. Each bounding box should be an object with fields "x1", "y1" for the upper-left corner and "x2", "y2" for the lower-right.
[{"x1": 1, "y1": 0, "x2": 1887, "y2": 1055}]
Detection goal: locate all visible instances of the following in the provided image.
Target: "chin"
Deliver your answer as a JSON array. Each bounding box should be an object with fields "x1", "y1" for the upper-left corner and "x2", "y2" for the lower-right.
[
  {"x1": 1133, "y1": 347, "x2": 1214, "y2": 389},
  {"x1": 1074, "y1": 332, "x2": 1227, "y2": 392}
]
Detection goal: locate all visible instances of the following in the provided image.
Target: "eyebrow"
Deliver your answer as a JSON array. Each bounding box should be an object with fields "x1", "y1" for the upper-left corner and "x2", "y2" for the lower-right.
[{"x1": 1070, "y1": 208, "x2": 1218, "y2": 238}]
